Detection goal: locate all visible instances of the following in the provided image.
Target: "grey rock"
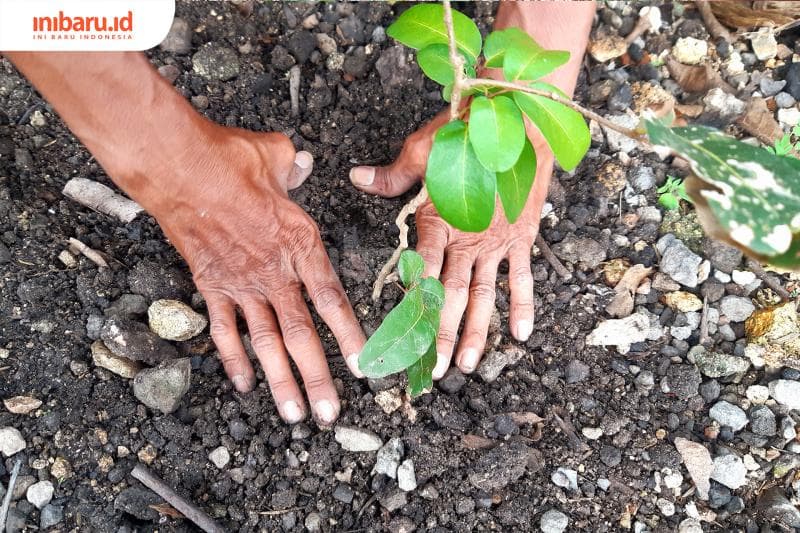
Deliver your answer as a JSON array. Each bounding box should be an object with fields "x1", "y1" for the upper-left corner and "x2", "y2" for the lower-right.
[
  {"x1": 133, "y1": 358, "x2": 192, "y2": 414},
  {"x1": 438, "y1": 367, "x2": 466, "y2": 393},
  {"x1": 373, "y1": 437, "x2": 403, "y2": 478},
  {"x1": 26, "y1": 480, "x2": 54, "y2": 509},
  {"x1": 699, "y1": 379, "x2": 721, "y2": 403},
  {"x1": 540, "y1": 509, "x2": 569, "y2": 533},
  {"x1": 378, "y1": 488, "x2": 407, "y2": 512},
  {"x1": 86, "y1": 314, "x2": 104, "y2": 340},
  {"x1": 40, "y1": 504, "x2": 64, "y2": 529},
  {"x1": 286, "y1": 30, "x2": 316, "y2": 63},
  {"x1": 691, "y1": 346, "x2": 750, "y2": 377},
  {"x1": 494, "y1": 414, "x2": 518, "y2": 436},
  {"x1": 551, "y1": 467, "x2": 579, "y2": 491},
  {"x1": 160, "y1": 17, "x2": 192, "y2": 54},
  {"x1": 674, "y1": 437, "x2": 713, "y2": 500},
  {"x1": 775, "y1": 92, "x2": 796, "y2": 109},
  {"x1": 375, "y1": 45, "x2": 422, "y2": 94},
  {"x1": 91, "y1": 340, "x2": 142, "y2": 379},
  {"x1": 662, "y1": 364, "x2": 702, "y2": 399},
  {"x1": 371, "y1": 26, "x2": 386, "y2": 44},
  {"x1": 192, "y1": 44, "x2": 240, "y2": 81},
  {"x1": 678, "y1": 518, "x2": 703, "y2": 533},
  {"x1": 477, "y1": 346, "x2": 525, "y2": 383},
  {"x1": 703, "y1": 88, "x2": 746, "y2": 118},
  {"x1": 769, "y1": 380, "x2": 800, "y2": 409},
  {"x1": 757, "y1": 487, "x2": 800, "y2": 528},
  {"x1": 710, "y1": 401, "x2": 748, "y2": 431},
  {"x1": 552, "y1": 235, "x2": 606, "y2": 268},
  {"x1": 334, "y1": 425, "x2": 382, "y2": 452},
  {"x1": 333, "y1": 484, "x2": 354, "y2": 504},
  {"x1": 600, "y1": 445, "x2": 622, "y2": 467},
  {"x1": 750, "y1": 405, "x2": 777, "y2": 436},
  {"x1": 781, "y1": 417, "x2": 797, "y2": 440},
  {"x1": 631, "y1": 166, "x2": 656, "y2": 191},
  {"x1": 710, "y1": 454, "x2": 747, "y2": 489},
  {"x1": 0, "y1": 426, "x2": 26, "y2": 456},
  {"x1": 718, "y1": 296, "x2": 755, "y2": 322},
  {"x1": 565, "y1": 360, "x2": 590, "y2": 384},
  {"x1": 4, "y1": 509, "x2": 25, "y2": 533},
  {"x1": 603, "y1": 114, "x2": 640, "y2": 152},
  {"x1": 105, "y1": 293, "x2": 147, "y2": 317},
  {"x1": 708, "y1": 482, "x2": 732, "y2": 508},
  {"x1": 597, "y1": 478, "x2": 611, "y2": 491},
  {"x1": 270, "y1": 45, "x2": 295, "y2": 70},
  {"x1": 337, "y1": 16, "x2": 365, "y2": 44},
  {"x1": 397, "y1": 459, "x2": 417, "y2": 491},
  {"x1": 703, "y1": 238, "x2": 742, "y2": 273},
  {"x1": 114, "y1": 487, "x2": 161, "y2": 520},
  {"x1": 304, "y1": 512, "x2": 322, "y2": 531},
  {"x1": 100, "y1": 316, "x2": 178, "y2": 365},
  {"x1": 148, "y1": 299, "x2": 207, "y2": 341},
  {"x1": 469, "y1": 441, "x2": 533, "y2": 491},
  {"x1": 759, "y1": 77, "x2": 787, "y2": 97},
  {"x1": 659, "y1": 237, "x2": 702, "y2": 287},
  {"x1": 634, "y1": 370, "x2": 655, "y2": 391}
]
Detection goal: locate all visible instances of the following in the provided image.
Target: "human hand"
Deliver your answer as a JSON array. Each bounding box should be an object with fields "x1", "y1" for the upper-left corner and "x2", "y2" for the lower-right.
[
  {"x1": 151, "y1": 124, "x2": 365, "y2": 425},
  {"x1": 350, "y1": 111, "x2": 552, "y2": 378}
]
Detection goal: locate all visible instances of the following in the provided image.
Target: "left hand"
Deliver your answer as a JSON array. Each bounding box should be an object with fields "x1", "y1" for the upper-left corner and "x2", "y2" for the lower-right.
[{"x1": 350, "y1": 110, "x2": 554, "y2": 378}]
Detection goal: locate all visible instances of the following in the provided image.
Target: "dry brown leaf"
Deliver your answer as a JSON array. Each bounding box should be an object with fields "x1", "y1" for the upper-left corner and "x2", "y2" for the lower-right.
[
  {"x1": 602, "y1": 258, "x2": 631, "y2": 287},
  {"x1": 461, "y1": 434, "x2": 495, "y2": 450},
  {"x1": 606, "y1": 264, "x2": 653, "y2": 318},
  {"x1": 675, "y1": 103, "x2": 705, "y2": 118},
  {"x1": 507, "y1": 411, "x2": 545, "y2": 425},
  {"x1": 149, "y1": 503, "x2": 184, "y2": 519},
  {"x1": 665, "y1": 56, "x2": 734, "y2": 94},
  {"x1": 710, "y1": 1, "x2": 797, "y2": 29},
  {"x1": 737, "y1": 97, "x2": 784, "y2": 146}
]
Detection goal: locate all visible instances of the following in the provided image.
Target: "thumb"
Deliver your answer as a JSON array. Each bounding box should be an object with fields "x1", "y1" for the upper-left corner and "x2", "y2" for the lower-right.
[
  {"x1": 286, "y1": 150, "x2": 314, "y2": 190},
  {"x1": 349, "y1": 163, "x2": 421, "y2": 198}
]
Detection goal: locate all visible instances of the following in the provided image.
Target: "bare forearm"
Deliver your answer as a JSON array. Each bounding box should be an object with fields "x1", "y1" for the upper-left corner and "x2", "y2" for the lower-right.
[
  {"x1": 3, "y1": 52, "x2": 212, "y2": 213},
  {"x1": 494, "y1": 1, "x2": 596, "y2": 95}
]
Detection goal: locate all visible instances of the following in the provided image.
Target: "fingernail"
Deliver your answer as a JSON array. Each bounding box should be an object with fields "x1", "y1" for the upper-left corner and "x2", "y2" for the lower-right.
[
  {"x1": 350, "y1": 166, "x2": 375, "y2": 186},
  {"x1": 460, "y1": 349, "x2": 479, "y2": 373},
  {"x1": 432, "y1": 353, "x2": 450, "y2": 380},
  {"x1": 314, "y1": 400, "x2": 339, "y2": 425},
  {"x1": 295, "y1": 150, "x2": 313, "y2": 170},
  {"x1": 347, "y1": 353, "x2": 365, "y2": 379},
  {"x1": 281, "y1": 401, "x2": 305, "y2": 424},
  {"x1": 232, "y1": 374, "x2": 253, "y2": 393},
  {"x1": 517, "y1": 319, "x2": 533, "y2": 341}
]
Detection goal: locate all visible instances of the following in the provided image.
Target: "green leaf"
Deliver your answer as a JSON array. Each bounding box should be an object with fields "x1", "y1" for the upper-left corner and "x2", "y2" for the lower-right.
[
  {"x1": 484, "y1": 28, "x2": 531, "y2": 68},
  {"x1": 418, "y1": 276, "x2": 445, "y2": 328},
  {"x1": 386, "y1": 3, "x2": 482, "y2": 62},
  {"x1": 442, "y1": 83, "x2": 453, "y2": 102},
  {"x1": 658, "y1": 193, "x2": 680, "y2": 210},
  {"x1": 497, "y1": 138, "x2": 537, "y2": 223},
  {"x1": 417, "y1": 44, "x2": 455, "y2": 86},
  {"x1": 426, "y1": 120, "x2": 497, "y2": 232},
  {"x1": 406, "y1": 342, "x2": 436, "y2": 396},
  {"x1": 513, "y1": 83, "x2": 590, "y2": 171},
  {"x1": 358, "y1": 286, "x2": 435, "y2": 378},
  {"x1": 646, "y1": 120, "x2": 800, "y2": 258},
  {"x1": 503, "y1": 39, "x2": 570, "y2": 82},
  {"x1": 468, "y1": 95, "x2": 526, "y2": 172},
  {"x1": 398, "y1": 250, "x2": 424, "y2": 288}
]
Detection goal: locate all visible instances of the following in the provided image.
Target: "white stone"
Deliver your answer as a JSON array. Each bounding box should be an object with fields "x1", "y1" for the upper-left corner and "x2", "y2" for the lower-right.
[
  {"x1": 750, "y1": 28, "x2": 778, "y2": 61},
  {"x1": 582, "y1": 427, "x2": 603, "y2": 440},
  {"x1": 209, "y1": 446, "x2": 230, "y2": 469},
  {"x1": 778, "y1": 107, "x2": 800, "y2": 127},
  {"x1": 26, "y1": 480, "x2": 54, "y2": 509},
  {"x1": 673, "y1": 37, "x2": 708, "y2": 65},
  {"x1": 709, "y1": 401, "x2": 748, "y2": 431},
  {"x1": 678, "y1": 518, "x2": 704, "y2": 533},
  {"x1": 397, "y1": 459, "x2": 417, "y2": 491},
  {"x1": 746, "y1": 385, "x2": 770, "y2": 404},
  {"x1": 714, "y1": 270, "x2": 732, "y2": 284},
  {"x1": 148, "y1": 300, "x2": 208, "y2": 341},
  {"x1": 663, "y1": 469, "x2": 684, "y2": 489},
  {"x1": 603, "y1": 114, "x2": 640, "y2": 153},
  {"x1": 334, "y1": 426, "x2": 382, "y2": 452},
  {"x1": 731, "y1": 270, "x2": 756, "y2": 286},
  {"x1": 639, "y1": 6, "x2": 662, "y2": 33},
  {"x1": 657, "y1": 497, "x2": 676, "y2": 516},
  {"x1": 711, "y1": 454, "x2": 747, "y2": 489},
  {"x1": 769, "y1": 380, "x2": 800, "y2": 410},
  {"x1": 0, "y1": 426, "x2": 26, "y2": 456},
  {"x1": 586, "y1": 311, "x2": 663, "y2": 354},
  {"x1": 91, "y1": 340, "x2": 141, "y2": 379},
  {"x1": 703, "y1": 88, "x2": 746, "y2": 118},
  {"x1": 724, "y1": 52, "x2": 745, "y2": 75}
]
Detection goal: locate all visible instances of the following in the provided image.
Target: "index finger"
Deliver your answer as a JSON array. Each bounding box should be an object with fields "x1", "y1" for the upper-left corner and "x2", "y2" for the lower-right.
[{"x1": 295, "y1": 241, "x2": 366, "y2": 378}]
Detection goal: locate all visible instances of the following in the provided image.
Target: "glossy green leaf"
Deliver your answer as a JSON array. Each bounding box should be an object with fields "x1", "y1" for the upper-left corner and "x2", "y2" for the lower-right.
[
  {"x1": 442, "y1": 83, "x2": 453, "y2": 102},
  {"x1": 406, "y1": 342, "x2": 437, "y2": 396},
  {"x1": 484, "y1": 28, "x2": 531, "y2": 68},
  {"x1": 468, "y1": 95, "x2": 526, "y2": 172},
  {"x1": 386, "y1": 3, "x2": 482, "y2": 62},
  {"x1": 398, "y1": 250, "x2": 424, "y2": 288},
  {"x1": 426, "y1": 120, "x2": 497, "y2": 232},
  {"x1": 503, "y1": 40, "x2": 570, "y2": 82},
  {"x1": 358, "y1": 286, "x2": 435, "y2": 378},
  {"x1": 417, "y1": 44, "x2": 455, "y2": 86},
  {"x1": 418, "y1": 276, "x2": 445, "y2": 328},
  {"x1": 497, "y1": 138, "x2": 537, "y2": 223},
  {"x1": 646, "y1": 120, "x2": 800, "y2": 260},
  {"x1": 513, "y1": 83, "x2": 590, "y2": 171}
]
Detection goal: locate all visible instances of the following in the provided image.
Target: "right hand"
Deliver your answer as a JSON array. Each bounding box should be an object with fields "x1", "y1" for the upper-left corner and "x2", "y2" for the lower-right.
[{"x1": 149, "y1": 124, "x2": 366, "y2": 426}]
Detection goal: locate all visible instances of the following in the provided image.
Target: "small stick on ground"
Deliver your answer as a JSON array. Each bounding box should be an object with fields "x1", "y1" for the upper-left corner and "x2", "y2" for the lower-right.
[
  {"x1": 535, "y1": 235, "x2": 572, "y2": 281},
  {"x1": 698, "y1": 295, "x2": 711, "y2": 346},
  {"x1": 62, "y1": 177, "x2": 143, "y2": 223},
  {"x1": 131, "y1": 464, "x2": 226, "y2": 533},
  {"x1": 623, "y1": 12, "x2": 651, "y2": 45},
  {"x1": 746, "y1": 259, "x2": 792, "y2": 301},
  {"x1": 695, "y1": 0, "x2": 732, "y2": 42},
  {"x1": 0, "y1": 459, "x2": 21, "y2": 533},
  {"x1": 289, "y1": 65, "x2": 301, "y2": 117},
  {"x1": 551, "y1": 406, "x2": 589, "y2": 453},
  {"x1": 259, "y1": 507, "x2": 304, "y2": 515},
  {"x1": 68, "y1": 237, "x2": 109, "y2": 268},
  {"x1": 371, "y1": 186, "x2": 429, "y2": 301}
]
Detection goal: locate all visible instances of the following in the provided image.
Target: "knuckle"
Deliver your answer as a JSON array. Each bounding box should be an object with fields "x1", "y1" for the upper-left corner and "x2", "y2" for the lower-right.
[
  {"x1": 470, "y1": 283, "x2": 496, "y2": 303},
  {"x1": 216, "y1": 349, "x2": 241, "y2": 366},
  {"x1": 511, "y1": 264, "x2": 533, "y2": 280},
  {"x1": 444, "y1": 277, "x2": 469, "y2": 294},
  {"x1": 281, "y1": 316, "x2": 314, "y2": 345},
  {"x1": 209, "y1": 319, "x2": 234, "y2": 340},
  {"x1": 302, "y1": 373, "x2": 331, "y2": 393},
  {"x1": 267, "y1": 376, "x2": 295, "y2": 395},
  {"x1": 437, "y1": 328, "x2": 457, "y2": 346},
  {"x1": 249, "y1": 323, "x2": 280, "y2": 350},
  {"x1": 313, "y1": 283, "x2": 346, "y2": 313}
]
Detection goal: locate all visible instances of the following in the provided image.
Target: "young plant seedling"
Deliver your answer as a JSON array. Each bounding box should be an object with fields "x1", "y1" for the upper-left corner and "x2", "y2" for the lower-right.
[
  {"x1": 358, "y1": 250, "x2": 444, "y2": 396},
  {"x1": 657, "y1": 175, "x2": 692, "y2": 210},
  {"x1": 765, "y1": 125, "x2": 800, "y2": 157}
]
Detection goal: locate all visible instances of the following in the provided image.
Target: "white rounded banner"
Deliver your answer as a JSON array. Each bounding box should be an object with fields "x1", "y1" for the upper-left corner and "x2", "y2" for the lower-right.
[{"x1": 0, "y1": 0, "x2": 175, "y2": 51}]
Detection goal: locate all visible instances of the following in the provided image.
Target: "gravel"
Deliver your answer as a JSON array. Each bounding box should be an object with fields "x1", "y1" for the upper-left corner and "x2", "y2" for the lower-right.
[
  {"x1": 209, "y1": 446, "x2": 230, "y2": 469},
  {"x1": 565, "y1": 359, "x2": 590, "y2": 383},
  {"x1": 26, "y1": 480, "x2": 54, "y2": 509},
  {"x1": 397, "y1": 459, "x2": 417, "y2": 491},
  {"x1": 750, "y1": 405, "x2": 777, "y2": 436},
  {"x1": 769, "y1": 380, "x2": 800, "y2": 409},
  {"x1": 373, "y1": 437, "x2": 403, "y2": 478},
  {"x1": 709, "y1": 401, "x2": 749, "y2": 431},
  {"x1": 551, "y1": 467, "x2": 579, "y2": 492},
  {"x1": 147, "y1": 299, "x2": 207, "y2": 341},
  {"x1": 477, "y1": 346, "x2": 525, "y2": 383},
  {"x1": 132, "y1": 357, "x2": 192, "y2": 414},
  {"x1": 540, "y1": 509, "x2": 569, "y2": 533},
  {"x1": 334, "y1": 426, "x2": 383, "y2": 452},
  {"x1": 552, "y1": 235, "x2": 606, "y2": 268},
  {"x1": 718, "y1": 296, "x2": 755, "y2": 322},
  {"x1": 39, "y1": 504, "x2": 64, "y2": 529},
  {"x1": 91, "y1": 340, "x2": 142, "y2": 378},
  {"x1": 711, "y1": 454, "x2": 747, "y2": 489},
  {"x1": 658, "y1": 235, "x2": 702, "y2": 287},
  {"x1": 0, "y1": 426, "x2": 26, "y2": 456},
  {"x1": 674, "y1": 437, "x2": 713, "y2": 500},
  {"x1": 100, "y1": 316, "x2": 178, "y2": 365},
  {"x1": 192, "y1": 44, "x2": 240, "y2": 81},
  {"x1": 469, "y1": 441, "x2": 534, "y2": 491}
]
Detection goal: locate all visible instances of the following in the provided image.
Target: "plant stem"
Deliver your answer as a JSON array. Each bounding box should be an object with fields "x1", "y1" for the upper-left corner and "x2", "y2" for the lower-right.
[
  {"x1": 442, "y1": 0, "x2": 464, "y2": 121},
  {"x1": 371, "y1": 186, "x2": 429, "y2": 301}
]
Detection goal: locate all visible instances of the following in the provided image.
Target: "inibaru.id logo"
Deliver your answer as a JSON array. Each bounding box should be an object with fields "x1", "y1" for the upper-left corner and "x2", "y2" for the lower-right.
[{"x1": 33, "y1": 10, "x2": 134, "y2": 40}]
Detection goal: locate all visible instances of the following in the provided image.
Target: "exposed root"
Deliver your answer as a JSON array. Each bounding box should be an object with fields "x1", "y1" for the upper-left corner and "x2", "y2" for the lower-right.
[{"x1": 371, "y1": 186, "x2": 429, "y2": 301}]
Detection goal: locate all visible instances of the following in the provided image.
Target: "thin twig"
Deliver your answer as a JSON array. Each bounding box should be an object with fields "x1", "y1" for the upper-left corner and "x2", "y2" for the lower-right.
[
  {"x1": 0, "y1": 459, "x2": 21, "y2": 533},
  {"x1": 550, "y1": 406, "x2": 589, "y2": 453},
  {"x1": 371, "y1": 186, "x2": 429, "y2": 301},
  {"x1": 746, "y1": 259, "x2": 792, "y2": 301},
  {"x1": 131, "y1": 464, "x2": 225, "y2": 533},
  {"x1": 694, "y1": 1, "x2": 732, "y2": 42},
  {"x1": 698, "y1": 295, "x2": 710, "y2": 346},
  {"x1": 289, "y1": 65, "x2": 301, "y2": 117},
  {"x1": 774, "y1": 19, "x2": 800, "y2": 35},
  {"x1": 624, "y1": 13, "x2": 651, "y2": 45},
  {"x1": 442, "y1": 0, "x2": 464, "y2": 121},
  {"x1": 259, "y1": 507, "x2": 304, "y2": 515},
  {"x1": 535, "y1": 235, "x2": 572, "y2": 281},
  {"x1": 68, "y1": 237, "x2": 109, "y2": 268}
]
